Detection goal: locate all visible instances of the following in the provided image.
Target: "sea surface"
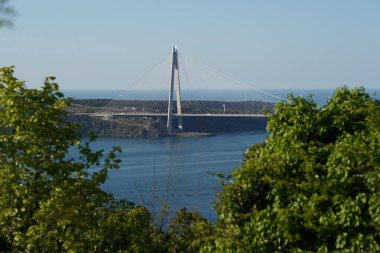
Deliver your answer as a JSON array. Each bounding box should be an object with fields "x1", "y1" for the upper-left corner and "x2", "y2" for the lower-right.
[
  {"x1": 65, "y1": 89, "x2": 379, "y2": 221},
  {"x1": 87, "y1": 132, "x2": 267, "y2": 221}
]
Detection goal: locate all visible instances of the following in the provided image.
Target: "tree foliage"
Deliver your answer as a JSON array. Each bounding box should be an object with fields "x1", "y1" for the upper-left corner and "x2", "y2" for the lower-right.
[
  {"x1": 0, "y1": 67, "x2": 165, "y2": 252},
  {"x1": 2, "y1": 66, "x2": 379, "y2": 252},
  {"x1": 205, "y1": 87, "x2": 380, "y2": 252},
  {"x1": 167, "y1": 208, "x2": 214, "y2": 253}
]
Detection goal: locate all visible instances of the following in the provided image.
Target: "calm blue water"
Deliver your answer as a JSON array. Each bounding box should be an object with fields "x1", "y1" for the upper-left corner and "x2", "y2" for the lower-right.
[
  {"x1": 66, "y1": 89, "x2": 379, "y2": 221},
  {"x1": 87, "y1": 132, "x2": 266, "y2": 220}
]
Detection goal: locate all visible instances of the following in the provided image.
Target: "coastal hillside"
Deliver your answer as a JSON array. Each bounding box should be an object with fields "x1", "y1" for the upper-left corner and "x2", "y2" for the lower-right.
[{"x1": 66, "y1": 99, "x2": 268, "y2": 137}]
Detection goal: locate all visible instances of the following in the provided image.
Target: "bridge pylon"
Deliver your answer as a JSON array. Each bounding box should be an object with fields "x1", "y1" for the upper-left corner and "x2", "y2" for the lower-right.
[{"x1": 167, "y1": 46, "x2": 183, "y2": 134}]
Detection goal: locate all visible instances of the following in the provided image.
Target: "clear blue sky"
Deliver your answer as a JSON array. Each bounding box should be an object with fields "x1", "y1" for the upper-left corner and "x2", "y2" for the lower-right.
[{"x1": 1, "y1": 0, "x2": 379, "y2": 89}]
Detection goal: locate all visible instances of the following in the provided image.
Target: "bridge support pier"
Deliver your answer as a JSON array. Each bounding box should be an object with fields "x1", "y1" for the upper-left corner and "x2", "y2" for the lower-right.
[{"x1": 167, "y1": 46, "x2": 183, "y2": 134}]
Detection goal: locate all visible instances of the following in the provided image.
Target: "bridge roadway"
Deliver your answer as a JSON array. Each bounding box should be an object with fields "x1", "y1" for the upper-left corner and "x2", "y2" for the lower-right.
[{"x1": 78, "y1": 112, "x2": 267, "y2": 118}]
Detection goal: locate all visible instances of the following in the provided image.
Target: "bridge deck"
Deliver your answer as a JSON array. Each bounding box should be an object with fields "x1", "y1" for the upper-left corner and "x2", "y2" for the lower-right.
[{"x1": 87, "y1": 113, "x2": 267, "y2": 118}]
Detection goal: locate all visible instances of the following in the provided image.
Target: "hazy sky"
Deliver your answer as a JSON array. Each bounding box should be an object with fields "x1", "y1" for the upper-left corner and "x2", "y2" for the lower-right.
[{"x1": 1, "y1": 0, "x2": 379, "y2": 90}]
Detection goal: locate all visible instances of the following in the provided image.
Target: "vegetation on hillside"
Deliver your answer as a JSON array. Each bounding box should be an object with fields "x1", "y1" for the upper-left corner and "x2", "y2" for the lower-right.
[
  {"x1": 199, "y1": 86, "x2": 380, "y2": 252},
  {"x1": 1, "y1": 66, "x2": 379, "y2": 252},
  {"x1": 0, "y1": 67, "x2": 167, "y2": 252}
]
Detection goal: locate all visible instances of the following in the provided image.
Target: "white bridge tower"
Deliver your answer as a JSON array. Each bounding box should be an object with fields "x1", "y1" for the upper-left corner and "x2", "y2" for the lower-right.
[{"x1": 167, "y1": 46, "x2": 183, "y2": 134}]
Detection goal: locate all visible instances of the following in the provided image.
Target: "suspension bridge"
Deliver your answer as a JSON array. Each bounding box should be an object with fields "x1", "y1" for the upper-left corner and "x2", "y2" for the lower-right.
[{"x1": 91, "y1": 46, "x2": 285, "y2": 134}]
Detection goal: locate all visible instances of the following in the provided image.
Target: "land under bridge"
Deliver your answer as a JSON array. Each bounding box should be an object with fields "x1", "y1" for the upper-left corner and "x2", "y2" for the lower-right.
[{"x1": 70, "y1": 46, "x2": 286, "y2": 135}]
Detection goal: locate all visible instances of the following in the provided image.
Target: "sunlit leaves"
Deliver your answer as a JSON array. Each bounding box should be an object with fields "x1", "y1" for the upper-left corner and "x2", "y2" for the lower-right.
[
  {"x1": 210, "y1": 87, "x2": 380, "y2": 252},
  {"x1": 0, "y1": 67, "x2": 164, "y2": 252}
]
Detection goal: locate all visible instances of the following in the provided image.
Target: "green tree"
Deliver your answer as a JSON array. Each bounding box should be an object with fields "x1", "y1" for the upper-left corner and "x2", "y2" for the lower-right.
[
  {"x1": 0, "y1": 66, "x2": 165, "y2": 252},
  {"x1": 205, "y1": 87, "x2": 380, "y2": 252},
  {"x1": 167, "y1": 208, "x2": 214, "y2": 253}
]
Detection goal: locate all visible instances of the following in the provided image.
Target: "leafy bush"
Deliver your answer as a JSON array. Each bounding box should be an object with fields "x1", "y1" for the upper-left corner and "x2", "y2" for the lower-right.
[
  {"x1": 206, "y1": 87, "x2": 380, "y2": 252},
  {"x1": 0, "y1": 67, "x2": 165, "y2": 252},
  {"x1": 167, "y1": 208, "x2": 214, "y2": 253}
]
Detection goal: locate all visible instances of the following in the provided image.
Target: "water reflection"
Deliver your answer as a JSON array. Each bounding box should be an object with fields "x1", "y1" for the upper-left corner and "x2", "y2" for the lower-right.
[{"x1": 89, "y1": 131, "x2": 267, "y2": 221}]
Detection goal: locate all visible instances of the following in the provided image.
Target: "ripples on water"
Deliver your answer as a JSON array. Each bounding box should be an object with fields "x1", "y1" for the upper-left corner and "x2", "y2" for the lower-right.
[{"x1": 86, "y1": 132, "x2": 267, "y2": 221}]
